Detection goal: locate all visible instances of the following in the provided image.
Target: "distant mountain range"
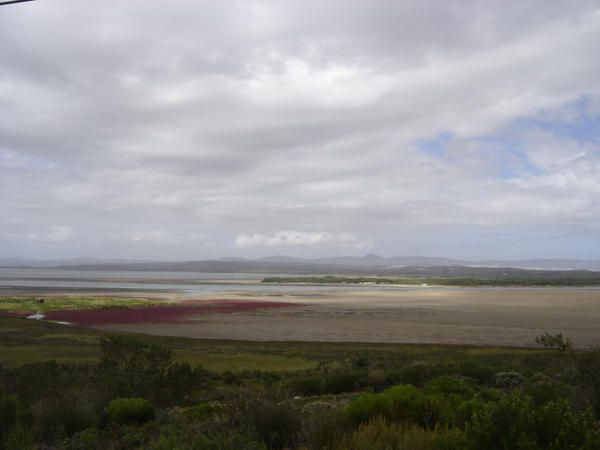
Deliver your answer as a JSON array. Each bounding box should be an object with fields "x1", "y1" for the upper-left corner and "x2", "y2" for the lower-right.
[{"x1": 1, "y1": 254, "x2": 600, "y2": 272}]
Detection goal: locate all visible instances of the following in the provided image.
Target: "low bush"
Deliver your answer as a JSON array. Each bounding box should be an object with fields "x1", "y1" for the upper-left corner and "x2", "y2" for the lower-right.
[
  {"x1": 467, "y1": 392, "x2": 600, "y2": 450},
  {"x1": 302, "y1": 403, "x2": 346, "y2": 450},
  {"x1": 106, "y1": 397, "x2": 155, "y2": 425},
  {"x1": 345, "y1": 393, "x2": 391, "y2": 426},
  {"x1": 523, "y1": 374, "x2": 572, "y2": 406},
  {"x1": 3, "y1": 422, "x2": 34, "y2": 450},
  {"x1": 182, "y1": 401, "x2": 224, "y2": 422},
  {"x1": 367, "y1": 369, "x2": 387, "y2": 391},
  {"x1": 383, "y1": 384, "x2": 424, "y2": 424},
  {"x1": 323, "y1": 370, "x2": 365, "y2": 394},
  {"x1": 434, "y1": 427, "x2": 470, "y2": 450},
  {"x1": 336, "y1": 416, "x2": 436, "y2": 450},
  {"x1": 241, "y1": 398, "x2": 301, "y2": 450},
  {"x1": 493, "y1": 371, "x2": 525, "y2": 390},
  {"x1": 151, "y1": 427, "x2": 267, "y2": 450},
  {"x1": 423, "y1": 375, "x2": 475, "y2": 399},
  {"x1": 287, "y1": 375, "x2": 323, "y2": 396},
  {"x1": 393, "y1": 363, "x2": 442, "y2": 387},
  {"x1": 32, "y1": 389, "x2": 102, "y2": 439},
  {"x1": 0, "y1": 392, "x2": 24, "y2": 443},
  {"x1": 78, "y1": 427, "x2": 100, "y2": 450}
]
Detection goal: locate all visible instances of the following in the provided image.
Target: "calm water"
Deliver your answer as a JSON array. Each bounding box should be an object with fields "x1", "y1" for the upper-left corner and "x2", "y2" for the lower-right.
[
  {"x1": 0, "y1": 267, "x2": 368, "y2": 296},
  {"x1": 2, "y1": 268, "x2": 598, "y2": 297}
]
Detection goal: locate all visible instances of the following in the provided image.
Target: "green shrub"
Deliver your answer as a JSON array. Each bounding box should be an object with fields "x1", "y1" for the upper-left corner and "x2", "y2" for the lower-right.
[
  {"x1": 394, "y1": 363, "x2": 441, "y2": 387},
  {"x1": 337, "y1": 416, "x2": 436, "y2": 450},
  {"x1": 534, "y1": 400, "x2": 600, "y2": 450},
  {"x1": 287, "y1": 376, "x2": 323, "y2": 396},
  {"x1": 3, "y1": 422, "x2": 34, "y2": 450},
  {"x1": 523, "y1": 375, "x2": 572, "y2": 406},
  {"x1": 106, "y1": 397, "x2": 155, "y2": 425},
  {"x1": 345, "y1": 393, "x2": 391, "y2": 426},
  {"x1": 182, "y1": 401, "x2": 224, "y2": 422},
  {"x1": 242, "y1": 399, "x2": 301, "y2": 450},
  {"x1": 151, "y1": 427, "x2": 267, "y2": 450},
  {"x1": 98, "y1": 336, "x2": 207, "y2": 405},
  {"x1": 453, "y1": 397, "x2": 485, "y2": 427},
  {"x1": 367, "y1": 369, "x2": 387, "y2": 391},
  {"x1": 33, "y1": 389, "x2": 102, "y2": 438},
  {"x1": 465, "y1": 392, "x2": 600, "y2": 450},
  {"x1": 302, "y1": 404, "x2": 346, "y2": 450},
  {"x1": 451, "y1": 359, "x2": 496, "y2": 384},
  {"x1": 535, "y1": 332, "x2": 572, "y2": 351},
  {"x1": 493, "y1": 371, "x2": 525, "y2": 390},
  {"x1": 78, "y1": 427, "x2": 100, "y2": 450},
  {"x1": 383, "y1": 384, "x2": 424, "y2": 424},
  {"x1": 0, "y1": 392, "x2": 20, "y2": 443},
  {"x1": 323, "y1": 370, "x2": 364, "y2": 394},
  {"x1": 434, "y1": 427, "x2": 469, "y2": 450},
  {"x1": 423, "y1": 376, "x2": 475, "y2": 399}
]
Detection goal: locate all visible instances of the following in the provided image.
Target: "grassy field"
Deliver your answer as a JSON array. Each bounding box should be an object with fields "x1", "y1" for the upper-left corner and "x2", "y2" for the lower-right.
[
  {"x1": 0, "y1": 314, "x2": 564, "y2": 374},
  {"x1": 0, "y1": 316, "x2": 319, "y2": 371},
  {"x1": 0, "y1": 295, "x2": 161, "y2": 314}
]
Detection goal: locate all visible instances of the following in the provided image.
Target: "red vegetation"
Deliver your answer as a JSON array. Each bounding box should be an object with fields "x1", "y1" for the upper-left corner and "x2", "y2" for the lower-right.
[{"x1": 43, "y1": 300, "x2": 295, "y2": 325}]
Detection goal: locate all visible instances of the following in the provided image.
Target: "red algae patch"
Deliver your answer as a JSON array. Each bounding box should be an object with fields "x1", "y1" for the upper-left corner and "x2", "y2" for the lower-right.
[{"x1": 43, "y1": 300, "x2": 296, "y2": 325}]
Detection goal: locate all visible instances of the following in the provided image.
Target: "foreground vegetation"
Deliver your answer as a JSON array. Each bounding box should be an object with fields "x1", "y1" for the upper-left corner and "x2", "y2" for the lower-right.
[
  {"x1": 0, "y1": 296, "x2": 160, "y2": 315},
  {"x1": 1, "y1": 317, "x2": 600, "y2": 449},
  {"x1": 262, "y1": 275, "x2": 600, "y2": 287}
]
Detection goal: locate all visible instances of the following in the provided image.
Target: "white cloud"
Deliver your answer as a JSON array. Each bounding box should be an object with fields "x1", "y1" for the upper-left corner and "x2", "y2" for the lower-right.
[{"x1": 235, "y1": 231, "x2": 373, "y2": 249}]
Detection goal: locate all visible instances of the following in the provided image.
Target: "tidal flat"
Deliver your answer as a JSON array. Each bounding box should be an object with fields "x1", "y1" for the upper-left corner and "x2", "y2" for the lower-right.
[{"x1": 96, "y1": 287, "x2": 600, "y2": 348}]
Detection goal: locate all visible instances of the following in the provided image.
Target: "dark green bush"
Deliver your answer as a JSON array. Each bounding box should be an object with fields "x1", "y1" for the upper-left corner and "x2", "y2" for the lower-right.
[
  {"x1": 323, "y1": 370, "x2": 364, "y2": 394},
  {"x1": 523, "y1": 375, "x2": 572, "y2": 406},
  {"x1": 3, "y1": 422, "x2": 34, "y2": 450},
  {"x1": 287, "y1": 375, "x2": 323, "y2": 396},
  {"x1": 493, "y1": 371, "x2": 525, "y2": 390},
  {"x1": 345, "y1": 393, "x2": 391, "y2": 426},
  {"x1": 33, "y1": 389, "x2": 102, "y2": 439},
  {"x1": 182, "y1": 401, "x2": 224, "y2": 422},
  {"x1": 451, "y1": 359, "x2": 496, "y2": 384},
  {"x1": 466, "y1": 392, "x2": 600, "y2": 450},
  {"x1": 78, "y1": 427, "x2": 100, "y2": 450},
  {"x1": 242, "y1": 399, "x2": 301, "y2": 450},
  {"x1": 423, "y1": 376, "x2": 476, "y2": 399},
  {"x1": 106, "y1": 397, "x2": 155, "y2": 425},
  {"x1": 383, "y1": 384, "x2": 424, "y2": 424},
  {"x1": 394, "y1": 363, "x2": 442, "y2": 387},
  {"x1": 151, "y1": 427, "x2": 267, "y2": 450},
  {"x1": 336, "y1": 416, "x2": 436, "y2": 450},
  {"x1": 0, "y1": 392, "x2": 20, "y2": 443},
  {"x1": 534, "y1": 400, "x2": 600, "y2": 450},
  {"x1": 535, "y1": 332, "x2": 572, "y2": 351},
  {"x1": 467, "y1": 392, "x2": 537, "y2": 450},
  {"x1": 434, "y1": 427, "x2": 469, "y2": 450},
  {"x1": 302, "y1": 402, "x2": 346, "y2": 450},
  {"x1": 98, "y1": 336, "x2": 205, "y2": 405},
  {"x1": 453, "y1": 397, "x2": 485, "y2": 427}
]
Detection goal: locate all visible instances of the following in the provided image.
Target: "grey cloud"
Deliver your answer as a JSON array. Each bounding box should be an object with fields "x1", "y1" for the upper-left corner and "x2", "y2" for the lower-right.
[{"x1": 1, "y1": 1, "x2": 599, "y2": 259}]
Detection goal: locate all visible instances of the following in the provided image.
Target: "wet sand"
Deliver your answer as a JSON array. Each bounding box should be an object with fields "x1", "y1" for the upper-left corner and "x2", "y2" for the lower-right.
[{"x1": 97, "y1": 287, "x2": 600, "y2": 348}]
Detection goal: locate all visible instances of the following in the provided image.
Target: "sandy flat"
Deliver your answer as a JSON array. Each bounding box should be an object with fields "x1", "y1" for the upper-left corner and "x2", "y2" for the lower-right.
[{"x1": 98, "y1": 287, "x2": 600, "y2": 348}]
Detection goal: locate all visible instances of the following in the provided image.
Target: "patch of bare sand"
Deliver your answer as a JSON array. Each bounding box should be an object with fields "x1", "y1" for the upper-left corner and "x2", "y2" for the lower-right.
[{"x1": 98, "y1": 288, "x2": 600, "y2": 348}]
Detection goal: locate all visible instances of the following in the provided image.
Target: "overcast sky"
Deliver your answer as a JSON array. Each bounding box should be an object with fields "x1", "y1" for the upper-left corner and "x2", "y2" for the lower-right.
[{"x1": 1, "y1": 0, "x2": 599, "y2": 260}]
